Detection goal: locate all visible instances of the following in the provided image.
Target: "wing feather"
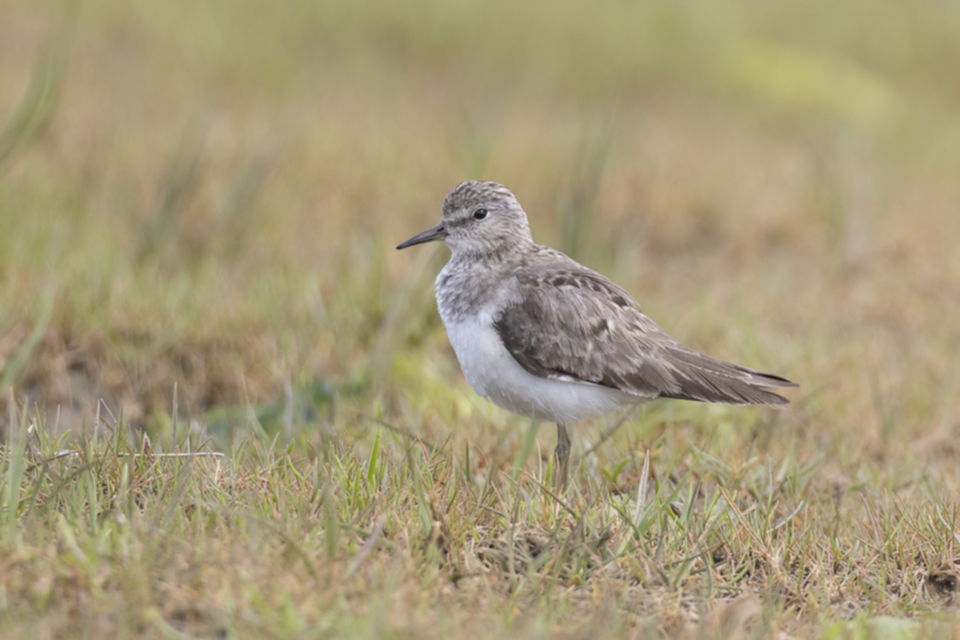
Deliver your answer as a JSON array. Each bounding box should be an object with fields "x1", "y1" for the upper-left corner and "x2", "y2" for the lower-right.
[{"x1": 494, "y1": 260, "x2": 796, "y2": 406}]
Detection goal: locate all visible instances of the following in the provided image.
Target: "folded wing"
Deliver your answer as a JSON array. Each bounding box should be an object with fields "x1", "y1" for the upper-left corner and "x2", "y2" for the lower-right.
[{"x1": 494, "y1": 263, "x2": 796, "y2": 406}]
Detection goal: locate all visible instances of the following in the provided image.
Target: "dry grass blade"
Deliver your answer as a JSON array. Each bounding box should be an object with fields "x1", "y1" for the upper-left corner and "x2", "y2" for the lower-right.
[{"x1": 345, "y1": 514, "x2": 387, "y2": 577}]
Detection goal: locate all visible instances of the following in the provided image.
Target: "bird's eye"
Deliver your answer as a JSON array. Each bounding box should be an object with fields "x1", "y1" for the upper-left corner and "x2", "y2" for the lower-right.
[{"x1": 472, "y1": 209, "x2": 488, "y2": 220}]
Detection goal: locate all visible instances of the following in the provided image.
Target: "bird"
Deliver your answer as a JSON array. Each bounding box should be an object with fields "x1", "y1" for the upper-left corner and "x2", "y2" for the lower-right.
[{"x1": 397, "y1": 180, "x2": 796, "y2": 491}]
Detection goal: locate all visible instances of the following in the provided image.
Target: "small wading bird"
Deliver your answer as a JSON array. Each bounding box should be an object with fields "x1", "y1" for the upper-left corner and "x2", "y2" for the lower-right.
[{"x1": 397, "y1": 180, "x2": 796, "y2": 491}]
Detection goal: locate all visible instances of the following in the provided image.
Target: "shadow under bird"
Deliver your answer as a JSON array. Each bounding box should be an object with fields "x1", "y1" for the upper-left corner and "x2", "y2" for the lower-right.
[{"x1": 397, "y1": 180, "x2": 796, "y2": 491}]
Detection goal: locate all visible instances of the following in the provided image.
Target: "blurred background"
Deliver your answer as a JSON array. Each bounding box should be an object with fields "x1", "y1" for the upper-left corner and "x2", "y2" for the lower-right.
[{"x1": 1, "y1": 0, "x2": 959, "y2": 470}]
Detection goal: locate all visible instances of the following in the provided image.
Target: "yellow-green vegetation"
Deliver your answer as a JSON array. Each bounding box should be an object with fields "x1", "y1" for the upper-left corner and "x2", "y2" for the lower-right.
[{"x1": 2, "y1": 0, "x2": 960, "y2": 637}]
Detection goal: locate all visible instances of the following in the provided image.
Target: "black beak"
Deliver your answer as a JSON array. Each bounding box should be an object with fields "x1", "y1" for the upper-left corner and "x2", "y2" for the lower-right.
[{"x1": 396, "y1": 223, "x2": 448, "y2": 249}]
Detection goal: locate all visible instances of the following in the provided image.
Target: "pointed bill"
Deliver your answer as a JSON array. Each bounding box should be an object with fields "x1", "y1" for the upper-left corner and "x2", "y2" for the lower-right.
[{"x1": 396, "y1": 223, "x2": 448, "y2": 249}]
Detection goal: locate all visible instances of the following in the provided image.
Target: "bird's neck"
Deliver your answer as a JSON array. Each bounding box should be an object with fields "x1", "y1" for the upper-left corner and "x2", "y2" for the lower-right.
[{"x1": 435, "y1": 246, "x2": 533, "y2": 323}]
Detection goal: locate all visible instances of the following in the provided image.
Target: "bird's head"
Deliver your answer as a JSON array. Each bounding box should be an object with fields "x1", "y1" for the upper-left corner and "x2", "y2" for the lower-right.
[{"x1": 397, "y1": 180, "x2": 533, "y2": 257}]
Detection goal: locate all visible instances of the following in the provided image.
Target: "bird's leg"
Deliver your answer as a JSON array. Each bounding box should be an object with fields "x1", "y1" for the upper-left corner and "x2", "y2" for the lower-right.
[{"x1": 554, "y1": 421, "x2": 571, "y2": 492}]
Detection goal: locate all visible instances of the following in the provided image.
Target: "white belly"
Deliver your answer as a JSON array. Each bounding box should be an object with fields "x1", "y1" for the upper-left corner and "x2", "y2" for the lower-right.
[{"x1": 443, "y1": 311, "x2": 638, "y2": 424}]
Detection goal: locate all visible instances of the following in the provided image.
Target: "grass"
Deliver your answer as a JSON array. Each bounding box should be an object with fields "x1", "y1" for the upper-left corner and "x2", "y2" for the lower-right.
[{"x1": 2, "y1": 0, "x2": 960, "y2": 637}]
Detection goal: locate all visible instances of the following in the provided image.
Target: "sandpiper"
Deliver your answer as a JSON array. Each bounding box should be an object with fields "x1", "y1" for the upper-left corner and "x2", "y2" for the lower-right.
[{"x1": 397, "y1": 180, "x2": 795, "y2": 491}]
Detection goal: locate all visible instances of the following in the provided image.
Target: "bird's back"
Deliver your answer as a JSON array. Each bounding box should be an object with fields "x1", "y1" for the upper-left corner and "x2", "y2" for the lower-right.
[{"x1": 492, "y1": 245, "x2": 795, "y2": 406}]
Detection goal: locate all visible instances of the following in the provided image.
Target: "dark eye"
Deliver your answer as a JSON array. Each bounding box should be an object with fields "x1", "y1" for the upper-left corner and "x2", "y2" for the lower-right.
[{"x1": 472, "y1": 208, "x2": 488, "y2": 220}]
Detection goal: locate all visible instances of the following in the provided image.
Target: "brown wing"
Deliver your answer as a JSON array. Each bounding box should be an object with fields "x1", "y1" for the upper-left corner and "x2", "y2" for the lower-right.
[{"x1": 494, "y1": 264, "x2": 796, "y2": 406}]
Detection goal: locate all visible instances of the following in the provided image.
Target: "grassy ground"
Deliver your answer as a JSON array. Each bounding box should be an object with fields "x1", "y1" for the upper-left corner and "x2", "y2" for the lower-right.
[{"x1": 2, "y1": 0, "x2": 960, "y2": 637}]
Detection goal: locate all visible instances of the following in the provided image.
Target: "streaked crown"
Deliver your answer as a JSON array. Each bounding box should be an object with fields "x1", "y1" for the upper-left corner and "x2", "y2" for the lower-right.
[{"x1": 440, "y1": 181, "x2": 533, "y2": 256}]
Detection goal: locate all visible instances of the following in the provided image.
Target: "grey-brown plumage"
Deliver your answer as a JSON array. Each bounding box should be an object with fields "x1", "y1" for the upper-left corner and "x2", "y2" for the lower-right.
[
  {"x1": 397, "y1": 180, "x2": 796, "y2": 491},
  {"x1": 494, "y1": 260, "x2": 794, "y2": 406}
]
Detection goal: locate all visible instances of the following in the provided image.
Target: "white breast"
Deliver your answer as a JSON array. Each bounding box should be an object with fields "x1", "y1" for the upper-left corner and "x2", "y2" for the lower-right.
[{"x1": 442, "y1": 310, "x2": 638, "y2": 424}]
